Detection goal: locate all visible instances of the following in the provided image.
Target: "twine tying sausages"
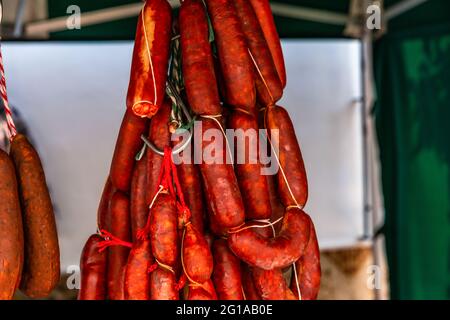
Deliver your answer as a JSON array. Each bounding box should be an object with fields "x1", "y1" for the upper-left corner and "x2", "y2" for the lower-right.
[
  {"x1": 248, "y1": 49, "x2": 274, "y2": 103},
  {"x1": 200, "y1": 114, "x2": 234, "y2": 168},
  {"x1": 97, "y1": 230, "x2": 133, "y2": 252},
  {"x1": 0, "y1": 46, "x2": 17, "y2": 141}
]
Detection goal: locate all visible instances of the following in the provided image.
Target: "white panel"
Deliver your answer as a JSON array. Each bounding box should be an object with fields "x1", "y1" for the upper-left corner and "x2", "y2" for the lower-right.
[{"x1": 2, "y1": 40, "x2": 363, "y2": 270}]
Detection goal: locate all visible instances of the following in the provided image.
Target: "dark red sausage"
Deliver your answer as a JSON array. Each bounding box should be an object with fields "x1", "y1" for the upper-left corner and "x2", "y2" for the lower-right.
[
  {"x1": 241, "y1": 265, "x2": 261, "y2": 300},
  {"x1": 182, "y1": 223, "x2": 213, "y2": 284},
  {"x1": 187, "y1": 280, "x2": 218, "y2": 300},
  {"x1": 0, "y1": 149, "x2": 23, "y2": 300},
  {"x1": 146, "y1": 99, "x2": 172, "y2": 204},
  {"x1": 78, "y1": 235, "x2": 107, "y2": 300},
  {"x1": 10, "y1": 134, "x2": 60, "y2": 298},
  {"x1": 97, "y1": 177, "x2": 114, "y2": 231},
  {"x1": 228, "y1": 207, "x2": 311, "y2": 270},
  {"x1": 126, "y1": 0, "x2": 172, "y2": 118},
  {"x1": 248, "y1": 0, "x2": 286, "y2": 88},
  {"x1": 205, "y1": 0, "x2": 256, "y2": 111},
  {"x1": 212, "y1": 239, "x2": 244, "y2": 300},
  {"x1": 150, "y1": 193, "x2": 178, "y2": 267},
  {"x1": 110, "y1": 109, "x2": 148, "y2": 192},
  {"x1": 198, "y1": 118, "x2": 245, "y2": 229},
  {"x1": 233, "y1": 0, "x2": 283, "y2": 107},
  {"x1": 228, "y1": 111, "x2": 271, "y2": 220},
  {"x1": 130, "y1": 157, "x2": 148, "y2": 241},
  {"x1": 107, "y1": 191, "x2": 131, "y2": 300},
  {"x1": 267, "y1": 174, "x2": 285, "y2": 235},
  {"x1": 252, "y1": 267, "x2": 295, "y2": 300},
  {"x1": 265, "y1": 105, "x2": 308, "y2": 208},
  {"x1": 290, "y1": 219, "x2": 321, "y2": 300},
  {"x1": 180, "y1": 0, "x2": 222, "y2": 116},
  {"x1": 150, "y1": 267, "x2": 179, "y2": 300},
  {"x1": 124, "y1": 239, "x2": 153, "y2": 300}
]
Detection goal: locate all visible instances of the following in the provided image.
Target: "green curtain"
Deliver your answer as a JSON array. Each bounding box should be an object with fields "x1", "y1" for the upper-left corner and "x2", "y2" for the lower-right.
[{"x1": 374, "y1": 22, "x2": 450, "y2": 299}]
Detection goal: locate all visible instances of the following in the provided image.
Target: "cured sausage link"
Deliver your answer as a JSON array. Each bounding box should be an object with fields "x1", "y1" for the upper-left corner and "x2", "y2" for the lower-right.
[{"x1": 124, "y1": 239, "x2": 153, "y2": 300}]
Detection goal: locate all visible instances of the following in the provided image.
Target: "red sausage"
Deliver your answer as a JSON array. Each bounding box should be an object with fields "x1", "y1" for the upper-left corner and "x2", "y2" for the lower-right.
[
  {"x1": 107, "y1": 191, "x2": 131, "y2": 300},
  {"x1": 252, "y1": 267, "x2": 295, "y2": 300},
  {"x1": 110, "y1": 109, "x2": 148, "y2": 192},
  {"x1": 248, "y1": 0, "x2": 286, "y2": 88},
  {"x1": 124, "y1": 239, "x2": 153, "y2": 300},
  {"x1": 290, "y1": 220, "x2": 321, "y2": 300},
  {"x1": 150, "y1": 267, "x2": 179, "y2": 300},
  {"x1": 212, "y1": 239, "x2": 244, "y2": 300},
  {"x1": 78, "y1": 235, "x2": 107, "y2": 300},
  {"x1": 228, "y1": 207, "x2": 311, "y2": 270},
  {"x1": 187, "y1": 280, "x2": 218, "y2": 300},
  {"x1": 182, "y1": 223, "x2": 214, "y2": 284},
  {"x1": 0, "y1": 149, "x2": 23, "y2": 300},
  {"x1": 130, "y1": 157, "x2": 148, "y2": 241},
  {"x1": 267, "y1": 174, "x2": 285, "y2": 235},
  {"x1": 205, "y1": 0, "x2": 256, "y2": 111},
  {"x1": 233, "y1": 0, "x2": 283, "y2": 107},
  {"x1": 241, "y1": 265, "x2": 261, "y2": 300},
  {"x1": 150, "y1": 193, "x2": 178, "y2": 267},
  {"x1": 146, "y1": 99, "x2": 172, "y2": 204},
  {"x1": 180, "y1": 0, "x2": 222, "y2": 116},
  {"x1": 126, "y1": 0, "x2": 172, "y2": 118},
  {"x1": 97, "y1": 177, "x2": 114, "y2": 231},
  {"x1": 198, "y1": 118, "x2": 245, "y2": 229},
  {"x1": 228, "y1": 111, "x2": 271, "y2": 220},
  {"x1": 265, "y1": 105, "x2": 308, "y2": 208}
]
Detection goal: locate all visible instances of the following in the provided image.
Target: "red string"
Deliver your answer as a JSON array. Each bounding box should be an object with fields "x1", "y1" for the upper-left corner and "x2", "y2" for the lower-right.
[{"x1": 97, "y1": 229, "x2": 132, "y2": 253}]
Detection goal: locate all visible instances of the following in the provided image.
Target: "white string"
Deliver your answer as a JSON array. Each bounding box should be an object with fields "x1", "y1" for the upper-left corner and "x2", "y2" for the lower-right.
[
  {"x1": 248, "y1": 49, "x2": 274, "y2": 103},
  {"x1": 201, "y1": 115, "x2": 234, "y2": 168},
  {"x1": 292, "y1": 262, "x2": 302, "y2": 300}
]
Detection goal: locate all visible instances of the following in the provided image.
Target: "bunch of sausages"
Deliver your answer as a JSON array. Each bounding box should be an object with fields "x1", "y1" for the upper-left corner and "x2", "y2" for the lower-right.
[
  {"x1": 78, "y1": 0, "x2": 320, "y2": 300},
  {"x1": 0, "y1": 134, "x2": 60, "y2": 300}
]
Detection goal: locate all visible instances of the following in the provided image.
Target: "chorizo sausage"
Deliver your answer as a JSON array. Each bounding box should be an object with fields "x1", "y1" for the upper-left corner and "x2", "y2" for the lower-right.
[
  {"x1": 228, "y1": 111, "x2": 271, "y2": 220},
  {"x1": 126, "y1": 0, "x2": 172, "y2": 118},
  {"x1": 265, "y1": 105, "x2": 308, "y2": 208},
  {"x1": 146, "y1": 99, "x2": 172, "y2": 204},
  {"x1": 228, "y1": 207, "x2": 311, "y2": 270},
  {"x1": 182, "y1": 223, "x2": 213, "y2": 284},
  {"x1": 180, "y1": 0, "x2": 222, "y2": 116},
  {"x1": 233, "y1": 0, "x2": 283, "y2": 107},
  {"x1": 110, "y1": 109, "x2": 148, "y2": 192},
  {"x1": 124, "y1": 239, "x2": 153, "y2": 300},
  {"x1": 241, "y1": 265, "x2": 261, "y2": 300},
  {"x1": 0, "y1": 149, "x2": 23, "y2": 300},
  {"x1": 130, "y1": 157, "x2": 148, "y2": 241},
  {"x1": 212, "y1": 239, "x2": 244, "y2": 300},
  {"x1": 248, "y1": 0, "x2": 286, "y2": 88},
  {"x1": 150, "y1": 193, "x2": 178, "y2": 267},
  {"x1": 267, "y1": 174, "x2": 285, "y2": 235},
  {"x1": 187, "y1": 280, "x2": 218, "y2": 300},
  {"x1": 97, "y1": 176, "x2": 114, "y2": 231},
  {"x1": 78, "y1": 234, "x2": 107, "y2": 300},
  {"x1": 107, "y1": 191, "x2": 131, "y2": 300},
  {"x1": 150, "y1": 267, "x2": 179, "y2": 300},
  {"x1": 252, "y1": 267, "x2": 295, "y2": 300},
  {"x1": 205, "y1": 0, "x2": 256, "y2": 111},
  {"x1": 198, "y1": 118, "x2": 245, "y2": 229},
  {"x1": 290, "y1": 219, "x2": 321, "y2": 300},
  {"x1": 10, "y1": 134, "x2": 60, "y2": 298}
]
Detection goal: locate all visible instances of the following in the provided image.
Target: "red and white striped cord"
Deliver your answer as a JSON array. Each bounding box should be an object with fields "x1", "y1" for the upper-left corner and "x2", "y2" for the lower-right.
[{"x1": 0, "y1": 46, "x2": 17, "y2": 140}]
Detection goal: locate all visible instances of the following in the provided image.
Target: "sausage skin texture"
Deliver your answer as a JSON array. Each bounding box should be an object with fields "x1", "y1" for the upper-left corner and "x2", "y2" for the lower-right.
[
  {"x1": 10, "y1": 134, "x2": 60, "y2": 298},
  {"x1": 205, "y1": 0, "x2": 256, "y2": 111},
  {"x1": 198, "y1": 118, "x2": 245, "y2": 229},
  {"x1": 126, "y1": 0, "x2": 172, "y2": 118},
  {"x1": 290, "y1": 219, "x2": 321, "y2": 300},
  {"x1": 150, "y1": 267, "x2": 179, "y2": 300},
  {"x1": 267, "y1": 174, "x2": 285, "y2": 235},
  {"x1": 228, "y1": 111, "x2": 271, "y2": 220},
  {"x1": 212, "y1": 239, "x2": 244, "y2": 300},
  {"x1": 78, "y1": 235, "x2": 108, "y2": 300},
  {"x1": 248, "y1": 0, "x2": 286, "y2": 88},
  {"x1": 124, "y1": 239, "x2": 153, "y2": 300},
  {"x1": 130, "y1": 157, "x2": 148, "y2": 241},
  {"x1": 97, "y1": 177, "x2": 114, "y2": 231},
  {"x1": 228, "y1": 207, "x2": 311, "y2": 270},
  {"x1": 241, "y1": 265, "x2": 261, "y2": 300},
  {"x1": 233, "y1": 0, "x2": 283, "y2": 107},
  {"x1": 252, "y1": 267, "x2": 295, "y2": 300},
  {"x1": 183, "y1": 223, "x2": 214, "y2": 284},
  {"x1": 180, "y1": 0, "x2": 222, "y2": 116},
  {"x1": 146, "y1": 99, "x2": 171, "y2": 204},
  {"x1": 265, "y1": 105, "x2": 308, "y2": 208},
  {"x1": 187, "y1": 280, "x2": 218, "y2": 300},
  {"x1": 150, "y1": 193, "x2": 178, "y2": 267},
  {"x1": 110, "y1": 109, "x2": 148, "y2": 192},
  {"x1": 107, "y1": 191, "x2": 131, "y2": 300},
  {"x1": 0, "y1": 149, "x2": 23, "y2": 300}
]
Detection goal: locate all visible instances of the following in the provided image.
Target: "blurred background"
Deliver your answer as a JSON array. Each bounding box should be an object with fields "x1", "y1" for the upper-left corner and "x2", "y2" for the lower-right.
[{"x1": 1, "y1": 0, "x2": 449, "y2": 300}]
